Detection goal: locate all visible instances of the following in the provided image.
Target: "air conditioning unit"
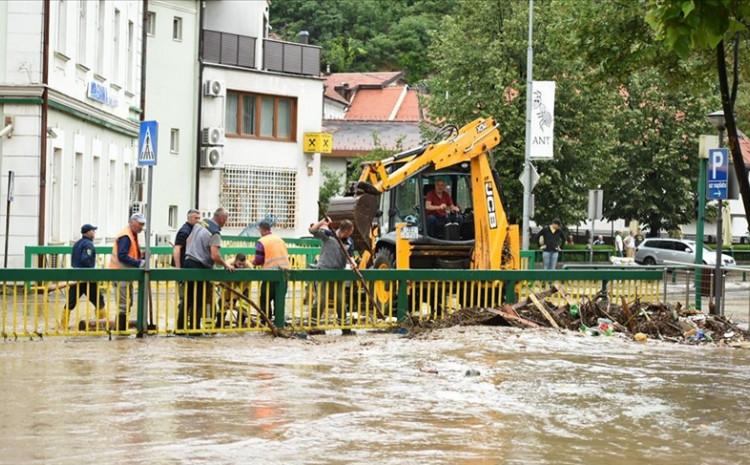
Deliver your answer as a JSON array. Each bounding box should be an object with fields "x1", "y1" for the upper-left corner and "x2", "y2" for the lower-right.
[
  {"x1": 134, "y1": 166, "x2": 146, "y2": 183},
  {"x1": 203, "y1": 80, "x2": 224, "y2": 97},
  {"x1": 200, "y1": 147, "x2": 224, "y2": 169},
  {"x1": 201, "y1": 127, "x2": 225, "y2": 146}
]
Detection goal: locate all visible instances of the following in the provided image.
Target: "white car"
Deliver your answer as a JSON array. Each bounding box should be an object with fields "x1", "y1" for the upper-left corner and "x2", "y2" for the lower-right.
[{"x1": 635, "y1": 238, "x2": 736, "y2": 266}]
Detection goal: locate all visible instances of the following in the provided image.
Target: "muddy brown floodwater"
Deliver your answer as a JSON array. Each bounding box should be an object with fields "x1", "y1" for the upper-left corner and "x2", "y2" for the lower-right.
[{"x1": 2, "y1": 327, "x2": 750, "y2": 465}]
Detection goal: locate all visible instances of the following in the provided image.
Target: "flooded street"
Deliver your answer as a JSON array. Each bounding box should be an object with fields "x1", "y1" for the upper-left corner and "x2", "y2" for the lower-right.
[{"x1": 2, "y1": 328, "x2": 750, "y2": 465}]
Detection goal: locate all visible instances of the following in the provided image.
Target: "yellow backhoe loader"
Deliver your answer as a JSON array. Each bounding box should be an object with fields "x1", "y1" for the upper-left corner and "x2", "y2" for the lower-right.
[{"x1": 327, "y1": 117, "x2": 520, "y2": 273}]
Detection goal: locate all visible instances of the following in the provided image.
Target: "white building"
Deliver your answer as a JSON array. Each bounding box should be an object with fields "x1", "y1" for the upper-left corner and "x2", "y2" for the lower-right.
[
  {"x1": 197, "y1": 0, "x2": 324, "y2": 237},
  {"x1": 0, "y1": 0, "x2": 143, "y2": 267},
  {"x1": 143, "y1": 0, "x2": 199, "y2": 244}
]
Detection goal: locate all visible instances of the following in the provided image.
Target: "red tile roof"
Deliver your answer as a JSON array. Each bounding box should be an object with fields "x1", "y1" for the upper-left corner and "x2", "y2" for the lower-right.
[
  {"x1": 324, "y1": 71, "x2": 404, "y2": 106},
  {"x1": 394, "y1": 89, "x2": 421, "y2": 122},
  {"x1": 325, "y1": 71, "x2": 403, "y2": 91},
  {"x1": 345, "y1": 87, "x2": 404, "y2": 121}
]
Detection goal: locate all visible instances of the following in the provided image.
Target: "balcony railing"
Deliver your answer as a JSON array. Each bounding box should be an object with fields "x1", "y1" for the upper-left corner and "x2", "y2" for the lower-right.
[
  {"x1": 263, "y1": 38, "x2": 321, "y2": 76},
  {"x1": 202, "y1": 31, "x2": 321, "y2": 77},
  {"x1": 203, "y1": 30, "x2": 257, "y2": 69}
]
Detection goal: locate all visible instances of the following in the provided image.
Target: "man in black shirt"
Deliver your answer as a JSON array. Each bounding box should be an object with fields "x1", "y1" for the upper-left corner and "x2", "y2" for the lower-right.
[
  {"x1": 538, "y1": 219, "x2": 566, "y2": 270},
  {"x1": 173, "y1": 209, "x2": 201, "y2": 331},
  {"x1": 172, "y1": 209, "x2": 201, "y2": 268}
]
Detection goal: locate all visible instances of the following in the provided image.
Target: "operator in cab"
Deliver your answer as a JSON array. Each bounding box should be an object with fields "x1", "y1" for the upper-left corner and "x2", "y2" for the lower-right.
[{"x1": 425, "y1": 178, "x2": 461, "y2": 238}]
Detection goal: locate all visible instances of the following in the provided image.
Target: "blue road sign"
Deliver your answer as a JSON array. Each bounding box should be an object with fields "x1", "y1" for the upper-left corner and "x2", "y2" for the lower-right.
[
  {"x1": 138, "y1": 121, "x2": 158, "y2": 166},
  {"x1": 707, "y1": 148, "x2": 729, "y2": 200}
]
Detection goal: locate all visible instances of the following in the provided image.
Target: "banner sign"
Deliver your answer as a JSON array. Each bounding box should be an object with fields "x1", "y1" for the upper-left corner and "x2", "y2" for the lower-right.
[{"x1": 530, "y1": 80, "x2": 556, "y2": 160}]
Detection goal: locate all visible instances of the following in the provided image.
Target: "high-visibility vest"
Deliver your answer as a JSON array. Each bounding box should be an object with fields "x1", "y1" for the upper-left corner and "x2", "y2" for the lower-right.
[
  {"x1": 108, "y1": 227, "x2": 141, "y2": 269},
  {"x1": 258, "y1": 234, "x2": 290, "y2": 269}
]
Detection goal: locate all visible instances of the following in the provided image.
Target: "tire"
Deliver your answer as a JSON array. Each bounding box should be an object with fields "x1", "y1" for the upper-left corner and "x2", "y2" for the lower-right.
[
  {"x1": 372, "y1": 248, "x2": 396, "y2": 308},
  {"x1": 643, "y1": 256, "x2": 656, "y2": 266},
  {"x1": 373, "y1": 247, "x2": 395, "y2": 269}
]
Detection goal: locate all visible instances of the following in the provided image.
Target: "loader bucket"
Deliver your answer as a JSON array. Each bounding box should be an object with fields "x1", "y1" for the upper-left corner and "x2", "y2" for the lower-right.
[{"x1": 326, "y1": 193, "x2": 379, "y2": 253}]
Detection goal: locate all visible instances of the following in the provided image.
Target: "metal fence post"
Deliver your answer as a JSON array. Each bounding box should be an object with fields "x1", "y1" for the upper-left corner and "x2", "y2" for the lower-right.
[
  {"x1": 504, "y1": 280, "x2": 517, "y2": 303},
  {"x1": 273, "y1": 273, "x2": 287, "y2": 328},
  {"x1": 397, "y1": 278, "x2": 408, "y2": 322},
  {"x1": 136, "y1": 271, "x2": 145, "y2": 333}
]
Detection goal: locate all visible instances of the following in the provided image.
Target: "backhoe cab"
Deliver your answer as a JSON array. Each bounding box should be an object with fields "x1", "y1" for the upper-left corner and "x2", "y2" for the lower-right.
[{"x1": 326, "y1": 117, "x2": 520, "y2": 271}]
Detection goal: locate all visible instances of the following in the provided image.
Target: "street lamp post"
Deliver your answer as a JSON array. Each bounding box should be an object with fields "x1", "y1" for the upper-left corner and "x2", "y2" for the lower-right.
[{"x1": 707, "y1": 110, "x2": 726, "y2": 316}]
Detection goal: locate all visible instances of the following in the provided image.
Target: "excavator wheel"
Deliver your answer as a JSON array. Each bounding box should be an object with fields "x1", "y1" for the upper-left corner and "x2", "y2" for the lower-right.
[{"x1": 372, "y1": 247, "x2": 396, "y2": 307}]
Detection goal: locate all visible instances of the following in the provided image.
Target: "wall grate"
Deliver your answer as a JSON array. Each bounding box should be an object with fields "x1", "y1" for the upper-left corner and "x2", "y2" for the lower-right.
[{"x1": 221, "y1": 165, "x2": 297, "y2": 229}]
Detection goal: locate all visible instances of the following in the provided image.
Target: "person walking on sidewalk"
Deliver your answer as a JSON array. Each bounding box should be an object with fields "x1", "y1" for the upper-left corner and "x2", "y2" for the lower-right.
[
  {"x1": 538, "y1": 219, "x2": 566, "y2": 270},
  {"x1": 109, "y1": 213, "x2": 146, "y2": 330},
  {"x1": 309, "y1": 218, "x2": 354, "y2": 330},
  {"x1": 180, "y1": 208, "x2": 234, "y2": 332},
  {"x1": 615, "y1": 231, "x2": 624, "y2": 257},
  {"x1": 624, "y1": 232, "x2": 636, "y2": 258},
  {"x1": 253, "y1": 220, "x2": 290, "y2": 322},
  {"x1": 62, "y1": 224, "x2": 106, "y2": 330}
]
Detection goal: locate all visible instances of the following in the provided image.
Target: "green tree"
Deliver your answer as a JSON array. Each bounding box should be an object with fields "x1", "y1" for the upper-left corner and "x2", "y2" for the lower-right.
[
  {"x1": 426, "y1": 0, "x2": 618, "y2": 225},
  {"x1": 318, "y1": 169, "x2": 344, "y2": 214},
  {"x1": 646, "y1": 0, "x2": 750, "y2": 229},
  {"x1": 270, "y1": 0, "x2": 457, "y2": 81},
  {"x1": 602, "y1": 69, "x2": 714, "y2": 235}
]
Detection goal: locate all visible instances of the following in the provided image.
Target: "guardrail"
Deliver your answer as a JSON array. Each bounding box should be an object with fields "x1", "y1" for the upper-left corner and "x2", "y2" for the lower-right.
[
  {"x1": 1, "y1": 268, "x2": 664, "y2": 339},
  {"x1": 24, "y1": 245, "x2": 320, "y2": 270},
  {"x1": 222, "y1": 235, "x2": 321, "y2": 247}
]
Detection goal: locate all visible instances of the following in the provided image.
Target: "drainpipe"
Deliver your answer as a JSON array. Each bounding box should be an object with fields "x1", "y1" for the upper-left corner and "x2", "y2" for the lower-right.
[
  {"x1": 140, "y1": 0, "x2": 147, "y2": 120},
  {"x1": 38, "y1": 0, "x2": 50, "y2": 255},
  {"x1": 194, "y1": 1, "x2": 205, "y2": 208}
]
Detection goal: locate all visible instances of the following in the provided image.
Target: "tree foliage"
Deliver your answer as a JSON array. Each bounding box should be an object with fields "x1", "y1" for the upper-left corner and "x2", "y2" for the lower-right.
[
  {"x1": 426, "y1": 0, "x2": 719, "y2": 234},
  {"x1": 269, "y1": 0, "x2": 457, "y2": 81}
]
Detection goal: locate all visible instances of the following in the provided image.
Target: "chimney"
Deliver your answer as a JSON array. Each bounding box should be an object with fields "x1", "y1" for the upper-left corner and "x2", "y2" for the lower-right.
[{"x1": 297, "y1": 30, "x2": 310, "y2": 44}]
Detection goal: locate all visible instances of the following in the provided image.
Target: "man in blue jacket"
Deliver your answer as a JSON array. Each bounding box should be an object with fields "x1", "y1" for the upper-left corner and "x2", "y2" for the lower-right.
[{"x1": 62, "y1": 224, "x2": 106, "y2": 330}]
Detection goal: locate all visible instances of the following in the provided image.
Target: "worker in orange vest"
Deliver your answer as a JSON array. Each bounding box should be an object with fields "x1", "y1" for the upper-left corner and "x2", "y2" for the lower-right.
[
  {"x1": 109, "y1": 213, "x2": 146, "y2": 330},
  {"x1": 253, "y1": 220, "x2": 290, "y2": 321}
]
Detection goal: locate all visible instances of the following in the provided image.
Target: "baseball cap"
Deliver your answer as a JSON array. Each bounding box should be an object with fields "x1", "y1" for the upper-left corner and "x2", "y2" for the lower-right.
[
  {"x1": 130, "y1": 213, "x2": 146, "y2": 224},
  {"x1": 81, "y1": 224, "x2": 97, "y2": 234}
]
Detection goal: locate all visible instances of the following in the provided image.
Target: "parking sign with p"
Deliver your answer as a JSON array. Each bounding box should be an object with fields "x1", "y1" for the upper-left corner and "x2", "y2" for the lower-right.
[{"x1": 707, "y1": 148, "x2": 729, "y2": 200}]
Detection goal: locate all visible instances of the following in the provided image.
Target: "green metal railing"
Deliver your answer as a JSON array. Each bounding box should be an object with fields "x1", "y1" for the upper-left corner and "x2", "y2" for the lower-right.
[
  {"x1": 24, "y1": 245, "x2": 320, "y2": 269},
  {"x1": 1, "y1": 267, "x2": 664, "y2": 338}
]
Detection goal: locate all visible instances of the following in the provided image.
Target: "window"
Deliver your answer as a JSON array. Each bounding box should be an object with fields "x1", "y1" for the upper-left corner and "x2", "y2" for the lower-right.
[
  {"x1": 168, "y1": 206, "x2": 178, "y2": 229},
  {"x1": 77, "y1": 1, "x2": 86, "y2": 62},
  {"x1": 126, "y1": 21, "x2": 134, "y2": 91},
  {"x1": 221, "y1": 165, "x2": 297, "y2": 229},
  {"x1": 225, "y1": 91, "x2": 297, "y2": 141},
  {"x1": 96, "y1": 0, "x2": 105, "y2": 74},
  {"x1": 170, "y1": 128, "x2": 179, "y2": 153},
  {"x1": 146, "y1": 11, "x2": 155, "y2": 36},
  {"x1": 172, "y1": 16, "x2": 182, "y2": 41},
  {"x1": 113, "y1": 9, "x2": 121, "y2": 82},
  {"x1": 56, "y1": 0, "x2": 67, "y2": 53}
]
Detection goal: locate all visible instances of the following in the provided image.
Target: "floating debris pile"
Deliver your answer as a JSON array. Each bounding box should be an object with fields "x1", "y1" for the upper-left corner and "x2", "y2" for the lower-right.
[{"x1": 409, "y1": 285, "x2": 749, "y2": 346}]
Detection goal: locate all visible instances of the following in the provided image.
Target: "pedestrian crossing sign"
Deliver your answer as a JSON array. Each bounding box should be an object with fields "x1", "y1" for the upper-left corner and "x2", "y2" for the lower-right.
[{"x1": 138, "y1": 121, "x2": 158, "y2": 166}]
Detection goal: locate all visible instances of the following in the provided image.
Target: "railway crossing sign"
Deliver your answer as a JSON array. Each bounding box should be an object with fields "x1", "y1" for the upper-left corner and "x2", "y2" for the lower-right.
[
  {"x1": 138, "y1": 121, "x2": 158, "y2": 166},
  {"x1": 707, "y1": 148, "x2": 729, "y2": 200}
]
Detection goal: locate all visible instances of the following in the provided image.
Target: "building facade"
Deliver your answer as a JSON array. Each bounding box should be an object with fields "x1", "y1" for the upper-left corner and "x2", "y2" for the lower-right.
[
  {"x1": 143, "y1": 0, "x2": 199, "y2": 245},
  {"x1": 0, "y1": 0, "x2": 143, "y2": 267},
  {"x1": 197, "y1": 0, "x2": 324, "y2": 237}
]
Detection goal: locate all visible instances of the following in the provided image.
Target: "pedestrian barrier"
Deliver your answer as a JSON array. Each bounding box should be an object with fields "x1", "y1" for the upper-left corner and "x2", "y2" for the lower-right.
[
  {"x1": 24, "y1": 245, "x2": 320, "y2": 270},
  {"x1": 0, "y1": 268, "x2": 663, "y2": 339},
  {"x1": 222, "y1": 235, "x2": 321, "y2": 248}
]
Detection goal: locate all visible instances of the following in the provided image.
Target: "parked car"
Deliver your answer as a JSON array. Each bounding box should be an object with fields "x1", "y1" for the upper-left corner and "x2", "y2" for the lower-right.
[{"x1": 635, "y1": 238, "x2": 736, "y2": 266}]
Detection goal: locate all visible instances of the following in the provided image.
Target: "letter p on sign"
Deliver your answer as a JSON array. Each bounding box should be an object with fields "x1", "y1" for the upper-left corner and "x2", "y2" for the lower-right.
[{"x1": 711, "y1": 150, "x2": 724, "y2": 178}]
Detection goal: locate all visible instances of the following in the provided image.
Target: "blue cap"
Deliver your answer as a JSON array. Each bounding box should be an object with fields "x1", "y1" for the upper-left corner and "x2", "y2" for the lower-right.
[{"x1": 81, "y1": 224, "x2": 97, "y2": 234}]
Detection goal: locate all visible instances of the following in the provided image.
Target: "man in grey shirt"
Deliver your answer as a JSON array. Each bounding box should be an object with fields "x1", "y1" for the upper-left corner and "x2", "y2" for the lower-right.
[
  {"x1": 179, "y1": 208, "x2": 234, "y2": 332},
  {"x1": 308, "y1": 219, "x2": 354, "y2": 331}
]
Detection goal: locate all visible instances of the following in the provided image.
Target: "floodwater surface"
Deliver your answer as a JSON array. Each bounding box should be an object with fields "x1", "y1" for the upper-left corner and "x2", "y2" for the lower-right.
[{"x1": 2, "y1": 328, "x2": 750, "y2": 465}]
